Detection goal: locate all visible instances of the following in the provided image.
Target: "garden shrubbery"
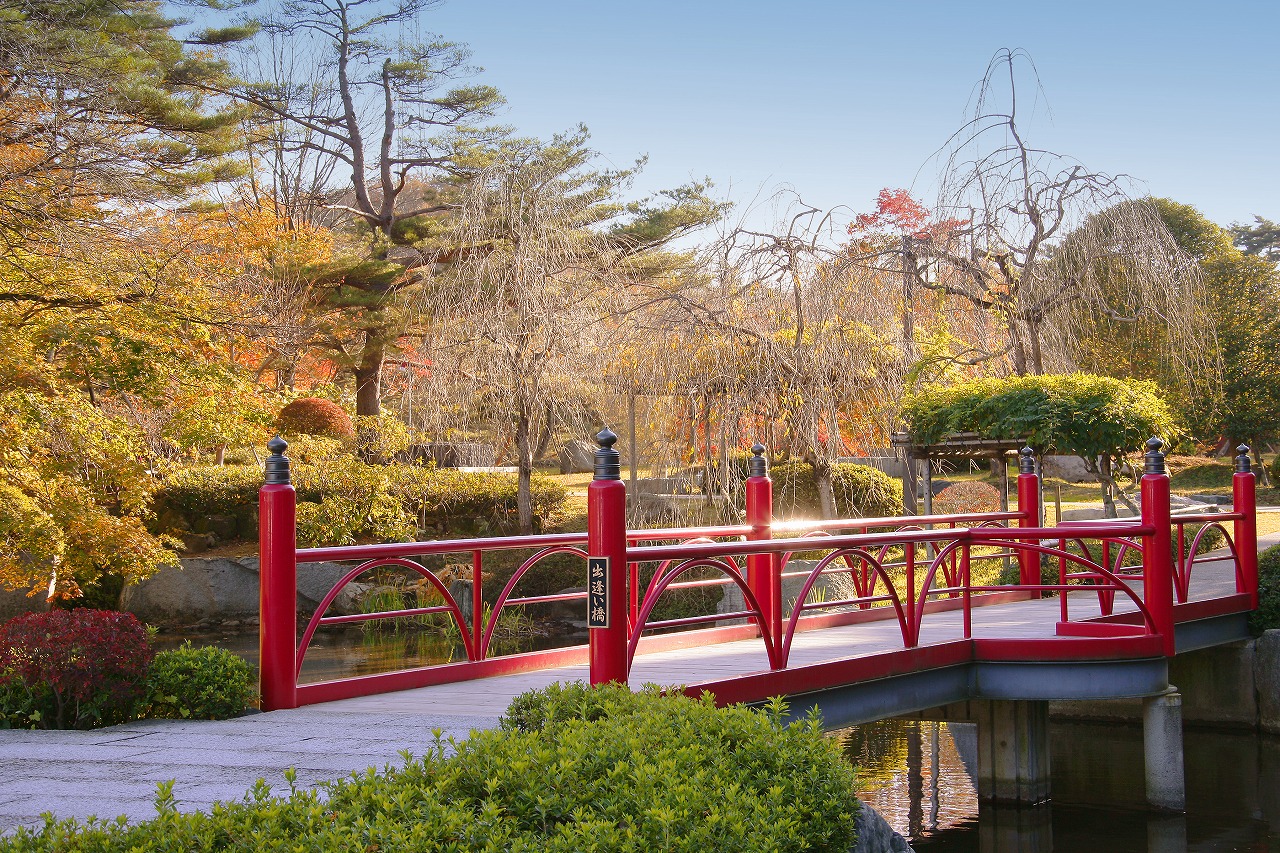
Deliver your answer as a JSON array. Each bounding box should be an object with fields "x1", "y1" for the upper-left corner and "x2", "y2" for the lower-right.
[
  {"x1": 0, "y1": 610, "x2": 153, "y2": 729},
  {"x1": 277, "y1": 397, "x2": 355, "y2": 440},
  {"x1": 1251, "y1": 544, "x2": 1280, "y2": 634},
  {"x1": 0, "y1": 684, "x2": 860, "y2": 852},
  {"x1": 932, "y1": 480, "x2": 1002, "y2": 516},
  {"x1": 771, "y1": 460, "x2": 903, "y2": 519},
  {"x1": 149, "y1": 460, "x2": 570, "y2": 545},
  {"x1": 144, "y1": 643, "x2": 256, "y2": 720},
  {"x1": 0, "y1": 611, "x2": 255, "y2": 729}
]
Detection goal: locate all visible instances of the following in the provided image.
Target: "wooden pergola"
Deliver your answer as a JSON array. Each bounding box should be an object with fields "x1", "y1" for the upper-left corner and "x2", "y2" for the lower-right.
[{"x1": 889, "y1": 431, "x2": 1031, "y2": 517}]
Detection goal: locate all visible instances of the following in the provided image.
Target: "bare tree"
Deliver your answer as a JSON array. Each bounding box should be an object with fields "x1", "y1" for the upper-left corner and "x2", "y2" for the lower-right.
[
  {"x1": 900, "y1": 49, "x2": 1213, "y2": 381},
  {"x1": 423, "y1": 131, "x2": 721, "y2": 532},
  {"x1": 643, "y1": 193, "x2": 906, "y2": 518}
]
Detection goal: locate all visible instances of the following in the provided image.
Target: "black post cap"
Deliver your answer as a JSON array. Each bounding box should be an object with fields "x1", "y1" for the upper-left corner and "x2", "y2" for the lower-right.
[
  {"x1": 748, "y1": 443, "x2": 768, "y2": 478},
  {"x1": 264, "y1": 436, "x2": 291, "y2": 485},
  {"x1": 1143, "y1": 437, "x2": 1166, "y2": 476},
  {"x1": 1235, "y1": 444, "x2": 1252, "y2": 474},
  {"x1": 1018, "y1": 446, "x2": 1036, "y2": 475},
  {"x1": 594, "y1": 429, "x2": 621, "y2": 481}
]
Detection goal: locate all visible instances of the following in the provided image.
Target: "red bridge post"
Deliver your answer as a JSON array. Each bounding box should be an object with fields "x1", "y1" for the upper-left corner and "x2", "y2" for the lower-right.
[
  {"x1": 1017, "y1": 447, "x2": 1041, "y2": 591},
  {"x1": 588, "y1": 429, "x2": 629, "y2": 685},
  {"x1": 745, "y1": 443, "x2": 780, "y2": 651},
  {"x1": 1140, "y1": 438, "x2": 1176, "y2": 656},
  {"x1": 1234, "y1": 444, "x2": 1259, "y2": 609},
  {"x1": 259, "y1": 437, "x2": 298, "y2": 711}
]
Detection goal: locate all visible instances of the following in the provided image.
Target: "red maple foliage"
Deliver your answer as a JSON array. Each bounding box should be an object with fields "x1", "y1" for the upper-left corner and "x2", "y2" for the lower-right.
[
  {"x1": 849, "y1": 188, "x2": 968, "y2": 241},
  {"x1": 0, "y1": 609, "x2": 153, "y2": 728}
]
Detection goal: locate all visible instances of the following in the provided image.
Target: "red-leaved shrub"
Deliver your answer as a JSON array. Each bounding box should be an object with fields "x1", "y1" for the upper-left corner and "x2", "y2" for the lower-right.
[
  {"x1": 277, "y1": 397, "x2": 355, "y2": 439},
  {"x1": 0, "y1": 609, "x2": 153, "y2": 729}
]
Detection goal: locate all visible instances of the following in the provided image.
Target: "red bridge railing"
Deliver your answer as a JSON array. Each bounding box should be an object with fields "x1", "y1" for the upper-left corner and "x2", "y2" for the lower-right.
[{"x1": 257, "y1": 435, "x2": 1259, "y2": 710}]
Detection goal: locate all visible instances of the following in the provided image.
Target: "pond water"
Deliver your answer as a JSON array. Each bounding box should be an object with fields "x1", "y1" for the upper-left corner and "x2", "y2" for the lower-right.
[
  {"x1": 152, "y1": 624, "x2": 587, "y2": 684},
  {"x1": 838, "y1": 719, "x2": 1280, "y2": 852}
]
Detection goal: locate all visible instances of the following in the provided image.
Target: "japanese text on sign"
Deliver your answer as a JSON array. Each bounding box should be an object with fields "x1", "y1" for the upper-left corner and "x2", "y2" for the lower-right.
[{"x1": 588, "y1": 557, "x2": 609, "y2": 628}]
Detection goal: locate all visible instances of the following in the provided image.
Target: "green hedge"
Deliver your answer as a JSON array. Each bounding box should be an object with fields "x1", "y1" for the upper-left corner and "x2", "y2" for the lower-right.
[
  {"x1": 1252, "y1": 544, "x2": 1280, "y2": 634},
  {"x1": 0, "y1": 685, "x2": 859, "y2": 852},
  {"x1": 770, "y1": 460, "x2": 904, "y2": 519},
  {"x1": 149, "y1": 463, "x2": 569, "y2": 542},
  {"x1": 904, "y1": 373, "x2": 1179, "y2": 459}
]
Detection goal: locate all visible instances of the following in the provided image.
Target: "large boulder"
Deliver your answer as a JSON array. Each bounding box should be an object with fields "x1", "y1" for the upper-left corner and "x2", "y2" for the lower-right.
[
  {"x1": 0, "y1": 586, "x2": 45, "y2": 621},
  {"x1": 1041, "y1": 454, "x2": 1095, "y2": 483},
  {"x1": 558, "y1": 440, "x2": 596, "y2": 474},
  {"x1": 1259, "y1": 630, "x2": 1280, "y2": 735},
  {"x1": 852, "y1": 802, "x2": 915, "y2": 852},
  {"x1": 120, "y1": 557, "x2": 365, "y2": 624}
]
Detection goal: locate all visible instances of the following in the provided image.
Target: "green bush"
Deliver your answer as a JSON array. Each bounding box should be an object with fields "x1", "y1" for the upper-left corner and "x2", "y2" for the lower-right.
[
  {"x1": 1251, "y1": 544, "x2": 1280, "y2": 634},
  {"x1": 150, "y1": 466, "x2": 263, "y2": 532},
  {"x1": 0, "y1": 610, "x2": 152, "y2": 729},
  {"x1": 393, "y1": 466, "x2": 568, "y2": 534},
  {"x1": 1, "y1": 685, "x2": 860, "y2": 852},
  {"x1": 145, "y1": 643, "x2": 256, "y2": 720},
  {"x1": 770, "y1": 460, "x2": 903, "y2": 519},
  {"x1": 1270, "y1": 454, "x2": 1280, "y2": 486}
]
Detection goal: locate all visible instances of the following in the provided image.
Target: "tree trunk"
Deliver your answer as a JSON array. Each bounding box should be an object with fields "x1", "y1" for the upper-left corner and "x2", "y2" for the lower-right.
[
  {"x1": 354, "y1": 336, "x2": 385, "y2": 418},
  {"x1": 1028, "y1": 319, "x2": 1044, "y2": 374},
  {"x1": 516, "y1": 401, "x2": 533, "y2": 535},
  {"x1": 1254, "y1": 441, "x2": 1271, "y2": 487},
  {"x1": 214, "y1": 443, "x2": 227, "y2": 466},
  {"x1": 1097, "y1": 453, "x2": 1117, "y2": 519},
  {"x1": 1008, "y1": 316, "x2": 1029, "y2": 376},
  {"x1": 806, "y1": 451, "x2": 838, "y2": 519},
  {"x1": 532, "y1": 401, "x2": 555, "y2": 462}
]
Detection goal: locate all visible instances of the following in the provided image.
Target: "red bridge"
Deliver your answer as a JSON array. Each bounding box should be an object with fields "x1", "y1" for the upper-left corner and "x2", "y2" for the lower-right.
[{"x1": 256, "y1": 434, "x2": 1260, "y2": 809}]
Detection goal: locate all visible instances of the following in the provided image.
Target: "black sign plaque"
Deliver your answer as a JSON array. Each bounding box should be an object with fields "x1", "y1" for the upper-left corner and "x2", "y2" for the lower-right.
[{"x1": 587, "y1": 557, "x2": 609, "y2": 628}]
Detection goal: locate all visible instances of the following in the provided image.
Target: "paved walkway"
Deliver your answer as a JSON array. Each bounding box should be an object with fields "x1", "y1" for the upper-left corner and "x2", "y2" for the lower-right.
[{"x1": 2, "y1": 528, "x2": 1277, "y2": 834}]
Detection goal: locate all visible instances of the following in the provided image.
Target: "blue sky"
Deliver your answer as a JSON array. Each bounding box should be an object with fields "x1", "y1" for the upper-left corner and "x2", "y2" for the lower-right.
[{"x1": 424, "y1": 0, "x2": 1277, "y2": 232}]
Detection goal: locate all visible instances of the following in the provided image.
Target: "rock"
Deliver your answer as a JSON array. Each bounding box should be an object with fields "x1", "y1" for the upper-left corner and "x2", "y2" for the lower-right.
[
  {"x1": 204, "y1": 514, "x2": 240, "y2": 540},
  {"x1": 558, "y1": 440, "x2": 596, "y2": 474},
  {"x1": 121, "y1": 557, "x2": 367, "y2": 625},
  {"x1": 399, "y1": 442, "x2": 496, "y2": 468},
  {"x1": 1258, "y1": 631, "x2": 1280, "y2": 735},
  {"x1": 178, "y1": 532, "x2": 216, "y2": 554},
  {"x1": 1041, "y1": 454, "x2": 1095, "y2": 484},
  {"x1": 0, "y1": 586, "x2": 45, "y2": 621},
  {"x1": 851, "y1": 802, "x2": 915, "y2": 853}
]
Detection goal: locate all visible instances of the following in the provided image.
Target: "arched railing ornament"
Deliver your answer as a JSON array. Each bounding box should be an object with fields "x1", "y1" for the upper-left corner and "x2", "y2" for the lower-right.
[
  {"x1": 480, "y1": 545, "x2": 589, "y2": 658},
  {"x1": 295, "y1": 557, "x2": 476, "y2": 675},
  {"x1": 627, "y1": 557, "x2": 780, "y2": 670}
]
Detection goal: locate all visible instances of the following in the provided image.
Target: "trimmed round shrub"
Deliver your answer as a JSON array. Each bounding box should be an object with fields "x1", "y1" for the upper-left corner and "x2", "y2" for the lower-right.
[
  {"x1": 932, "y1": 480, "x2": 1002, "y2": 516},
  {"x1": 1251, "y1": 544, "x2": 1280, "y2": 634},
  {"x1": 3, "y1": 684, "x2": 860, "y2": 851},
  {"x1": 1270, "y1": 454, "x2": 1279, "y2": 486},
  {"x1": 0, "y1": 609, "x2": 152, "y2": 729},
  {"x1": 771, "y1": 460, "x2": 904, "y2": 519},
  {"x1": 145, "y1": 643, "x2": 256, "y2": 720},
  {"x1": 277, "y1": 397, "x2": 355, "y2": 440}
]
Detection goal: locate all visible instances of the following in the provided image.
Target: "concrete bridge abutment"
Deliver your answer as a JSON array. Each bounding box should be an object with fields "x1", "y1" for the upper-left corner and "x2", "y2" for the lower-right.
[{"x1": 971, "y1": 700, "x2": 1052, "y2": 805}]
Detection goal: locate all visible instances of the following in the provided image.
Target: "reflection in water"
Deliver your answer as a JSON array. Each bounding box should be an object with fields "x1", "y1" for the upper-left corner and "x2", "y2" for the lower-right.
[
  {"x1": 835, "y1": 720, "x2": 1280, "y2": 852},
  {"x1": 153, "y1": 625, "x2": 587, "y2": 684}
]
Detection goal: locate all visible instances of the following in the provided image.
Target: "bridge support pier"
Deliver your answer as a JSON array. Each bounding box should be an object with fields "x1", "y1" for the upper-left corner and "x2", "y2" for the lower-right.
[
  {"x1": 973, "y1": 700, "x2": 1051, "y2": 804},
  {"x1": 1143, "y1": 687, "x2": 1186, "y2": 811}
]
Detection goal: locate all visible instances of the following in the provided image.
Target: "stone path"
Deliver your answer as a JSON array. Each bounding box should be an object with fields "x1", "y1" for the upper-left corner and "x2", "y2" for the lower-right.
[{"x1": 2, "y1": 527, "x2": 1277, "y2": 834}]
